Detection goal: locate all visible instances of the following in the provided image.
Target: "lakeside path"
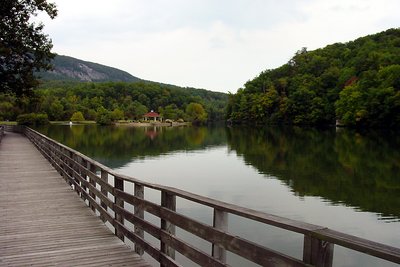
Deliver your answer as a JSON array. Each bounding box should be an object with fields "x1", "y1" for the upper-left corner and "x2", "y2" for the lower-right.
[{"x1": 0, "y1": 132, "x2": 150, "y2": 267}]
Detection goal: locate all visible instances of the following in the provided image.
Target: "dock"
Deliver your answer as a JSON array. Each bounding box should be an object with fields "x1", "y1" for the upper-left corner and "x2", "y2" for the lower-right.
[
  {"x1": 0, "y1": 132, "x2": 150, "y2": 266},
  {"x1": 0, "y1": 125, "x2": 399, "y2": 267}
]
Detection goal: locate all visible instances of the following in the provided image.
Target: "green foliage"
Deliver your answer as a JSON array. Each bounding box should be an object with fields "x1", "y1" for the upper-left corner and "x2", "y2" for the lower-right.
[
  {"x1": 70, "y1": 111, "x2": 85, "y2": 122},
  {"x1": 110, "y1": 108, "x2": 124, "y2": 121},
  {"x1": 0, "y1": 0, "x2": 57, "y2": 96},
  {"x1": 0, "y1": 77, "x2": 227, "y2": 123},
  {"x1": 159, "y1": 104, "x2": 185, "y2": 120},
  {"x1": 17, "y1": 113, "x2": 49, "y2": 126},
  {"x1": 96, "y1": 107, "x2": 114, "y2": 125},
  {"x1": 227, "y1": 28, "x2": 400, "y2": 128},
  {"x1": 186, "y1": 103, "x2": 207, "y2": 124}
]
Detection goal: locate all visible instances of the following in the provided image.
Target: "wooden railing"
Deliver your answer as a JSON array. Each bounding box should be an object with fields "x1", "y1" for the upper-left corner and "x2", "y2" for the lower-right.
[
  {"x1": 0, "y1": 125, "x2": 4, "y2": 143},
  {"x1": 13, "y1": 126, "x2": 400, "y2": 266}
]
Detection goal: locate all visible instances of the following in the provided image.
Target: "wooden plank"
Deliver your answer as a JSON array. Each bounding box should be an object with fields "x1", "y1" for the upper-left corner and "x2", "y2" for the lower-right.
[
  {"x1": 312, "y1": 228, "x2": 400, "y2": 264},
  {"x1": 22, "y1": 127, "x2": 400, "y2": 266},
  {"x1": 161, "y1": 191, "x2": 176, "y2": 263},
  {"x1": 115, "y1": 175, "x2": 125, "y2": 240},
  {"x1": 115, "y1": 220, "x2": 183, "y2": 267},
  {"x1": 303, "y1": 235, "x2": 334, "y2": 267},
  {"x1": 116, "y1": 189, "x2": 306, "y2": 266},
  {"x1": 89, "y1": 163, "x2": 97, "y2": 212},
  {"x1": 0, "y1": 132, "x2": 150, "y2": 267},
  {"x1": 100, "y1": 169, "x2": 109, "y2": 222},
  {"x1": 134, "y1": 183, "x2": 145, "y2": 255},
  {"x1": 212, "y1": 209, "x2": 228, "y2": 262}
]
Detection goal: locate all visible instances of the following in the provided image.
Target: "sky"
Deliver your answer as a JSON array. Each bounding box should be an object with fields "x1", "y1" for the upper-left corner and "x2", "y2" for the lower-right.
[{"x1": 38, "y1": 0, "x2": 400, "y2": 93}]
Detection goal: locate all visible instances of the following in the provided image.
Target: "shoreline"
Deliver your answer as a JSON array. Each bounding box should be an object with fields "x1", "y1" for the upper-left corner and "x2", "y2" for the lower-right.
[{"x1": 115, "y1": 121, "x2": 191, "y2": 127}]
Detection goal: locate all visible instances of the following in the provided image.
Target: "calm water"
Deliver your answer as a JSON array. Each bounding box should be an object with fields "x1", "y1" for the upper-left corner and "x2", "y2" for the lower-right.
[{"x1": 35, "y1": 124, "x2": 400, "y2": 267}]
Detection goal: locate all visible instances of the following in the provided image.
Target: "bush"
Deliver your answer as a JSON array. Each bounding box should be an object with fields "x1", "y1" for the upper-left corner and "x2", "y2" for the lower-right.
[
  {"x1": 96, "y1": 109, "x2": 114, "y2": 125},
  {"x1": 70, "y1": 111, "x2": 85, "y2": 122},
  {"x1": 17, "y1": 113, "x2": 49, "y2": 126}
]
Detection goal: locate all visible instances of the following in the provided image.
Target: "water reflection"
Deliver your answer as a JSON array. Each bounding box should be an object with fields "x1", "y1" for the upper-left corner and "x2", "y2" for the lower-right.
[
  {"x1": 36, "y1": 124, "x2": 400, "y2": 220},
  {"x1": 37, "y1": 124, "x2": 227, "y2": 168},
  {"x1": 226, "y1": 126, "x2": 400, "y2": 220}
]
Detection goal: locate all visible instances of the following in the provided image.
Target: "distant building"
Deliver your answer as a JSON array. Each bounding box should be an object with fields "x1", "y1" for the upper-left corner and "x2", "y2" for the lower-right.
[{"x1": 143, "y1": 110, "x2": 161, "y2": 122}]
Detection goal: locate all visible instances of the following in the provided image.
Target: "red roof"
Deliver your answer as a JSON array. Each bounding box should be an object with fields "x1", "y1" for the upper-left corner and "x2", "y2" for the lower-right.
[{"x1": 143, "y1": 111, "x2": 160, "y2": 117}]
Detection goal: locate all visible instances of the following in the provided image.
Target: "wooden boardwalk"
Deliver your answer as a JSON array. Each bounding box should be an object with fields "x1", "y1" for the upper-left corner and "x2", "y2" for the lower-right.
[{"x1": 0, "y1": 132, "x2": 150, "y2": 267}]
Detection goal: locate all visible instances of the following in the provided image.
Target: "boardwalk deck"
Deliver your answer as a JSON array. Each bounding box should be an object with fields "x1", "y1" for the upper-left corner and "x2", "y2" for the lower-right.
[{"x1": 0, "y1": 132, "x2": 151, "y2": 267}]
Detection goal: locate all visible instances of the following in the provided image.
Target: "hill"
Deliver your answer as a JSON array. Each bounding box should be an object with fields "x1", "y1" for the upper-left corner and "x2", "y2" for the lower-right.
[
  {"x1": 1, "y1": 55, "x2": 228, "y2": 122},
  {"x1": 37, "y1": 55, "x2": 140, "y2": 82},
  {"x1": 227, "y1": 28, "x2": 400, "y2": 128}
]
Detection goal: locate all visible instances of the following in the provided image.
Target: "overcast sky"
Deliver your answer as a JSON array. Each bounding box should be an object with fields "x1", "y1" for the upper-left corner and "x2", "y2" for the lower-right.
[{"x1": 39, "y1": 0, "x2": 400, "y2": 93}]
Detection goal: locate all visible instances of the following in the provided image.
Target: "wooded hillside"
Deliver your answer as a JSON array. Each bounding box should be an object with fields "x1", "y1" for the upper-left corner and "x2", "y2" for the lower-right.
[
  {"x1": 227, "y1": 28, "x2": 400, "y2": 127},
  {"x1": 0, "y1": 80, "x2": 227, "y2": 123}
]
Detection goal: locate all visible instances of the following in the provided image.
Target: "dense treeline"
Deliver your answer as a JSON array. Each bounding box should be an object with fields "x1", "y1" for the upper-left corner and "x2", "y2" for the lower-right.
[
  {"x1": 0, "y1": 80, "x2": 228, "y2": 123},
  {"x1": 227, "y1": 28, "x2": 400, "y2": 127}
]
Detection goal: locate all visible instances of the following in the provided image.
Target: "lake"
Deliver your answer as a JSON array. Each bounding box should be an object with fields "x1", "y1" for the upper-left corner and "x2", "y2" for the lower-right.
[{"x1": 35, "y1": 124, "x2": 400, "y2": 267}]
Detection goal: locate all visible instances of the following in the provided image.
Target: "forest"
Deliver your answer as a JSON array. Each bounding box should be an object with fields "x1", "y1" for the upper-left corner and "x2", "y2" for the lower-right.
[
  {"x1": 0, "y1": 80, "x2": 228, "y2": 124},
  {"x1": 227, "y1": 28, "x2": 400, "y2": 127}
]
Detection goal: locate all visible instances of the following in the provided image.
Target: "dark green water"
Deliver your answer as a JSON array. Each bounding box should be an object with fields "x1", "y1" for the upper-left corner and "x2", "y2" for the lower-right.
[{"x1": 35, "y1": 124, "x2": 400, "y2": 267}]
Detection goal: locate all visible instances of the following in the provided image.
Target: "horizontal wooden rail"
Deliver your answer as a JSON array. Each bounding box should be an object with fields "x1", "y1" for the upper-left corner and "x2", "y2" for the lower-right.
[{"x1": 11, "y1": 126, "x2": 399, "y2": 267}]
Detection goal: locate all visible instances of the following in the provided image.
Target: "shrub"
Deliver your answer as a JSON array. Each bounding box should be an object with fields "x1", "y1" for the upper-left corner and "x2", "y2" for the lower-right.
[
  {"x1": 70, "y1": 111, "x2": 85, "y2": 122},
  {"x1": 17, "y1": 113, "x2": 49, "y2": 126},
  {"x1": 96, "y1": 109, "x2": 114, "y2": 125}
]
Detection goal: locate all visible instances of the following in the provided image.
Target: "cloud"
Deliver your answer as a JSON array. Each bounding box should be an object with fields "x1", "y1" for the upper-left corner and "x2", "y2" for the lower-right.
[{"x1": 40, "y1": 0, "x2": 400, "y2": 92}]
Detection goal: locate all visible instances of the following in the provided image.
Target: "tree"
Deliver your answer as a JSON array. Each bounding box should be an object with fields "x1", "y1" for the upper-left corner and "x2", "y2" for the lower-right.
[
  {"x1": 0, "y1": 0, "x2": 57, "y2": 96},
  {"x1": 111, "y1": 108, "x2": 124, "y2": 121},
  {"x1": 161, "y1": 104, "x2": 181, "y2": 120},
  {"x1": 186, "y1": 102, "x2": 207, "y2": 124},
  {"x1": 70, "y1": 111, "x2": 85, "y2": 122},
  {"x1": 48, "y1": 99, "x2": 64, "y2": 120}
]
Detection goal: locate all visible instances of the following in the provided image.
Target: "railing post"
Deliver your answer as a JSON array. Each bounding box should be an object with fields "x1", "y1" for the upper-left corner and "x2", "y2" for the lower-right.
[
  {"x1": 114, "y1": 176, "x2": 124, "y2": 241},
  {"x1": 100, "y1": 169, "x2": 108, "y2": 222},
  {"x1": 161, "y1": 191, "x2": 176, "y2": 263},
  {"x1": 79, "y1": 158, "x2": 88, "y2": 200},
  {"x1": 134, "y1": 183, "x2": 144, "y2": 255},
  {"x1": 67, "y1": 150, "x2": 74, "y2": 186},
  {"x1": 89, "y1": 163, "x2": 97, "y2": 212},
  {"x1": 303, "y1": 235, "x2": 334, "y2": 267},
  {"x1": 212, "y1": 209, "x2": 228, "y2": 263}
]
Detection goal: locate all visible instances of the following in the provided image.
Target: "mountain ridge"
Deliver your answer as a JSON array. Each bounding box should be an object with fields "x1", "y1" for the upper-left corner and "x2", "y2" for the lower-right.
[{"x1": 37, "y1": 55, "x2": 140, "y2": 82}]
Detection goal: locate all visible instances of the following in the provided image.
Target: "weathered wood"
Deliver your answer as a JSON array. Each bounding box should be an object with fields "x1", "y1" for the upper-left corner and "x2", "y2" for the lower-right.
[
  {"x1": 100, "y1": 169, "x2": 109, "y2": 222},
  {"x1": 116, "y1": 204, "x2": 225, "y2": 266},
  {"x1": 0, "y1": 125, "x2": 5, "y2": 142},
  {"x1": 160, "y1": 230, "x2": 227, "y2": 267},
  {"x1": 161, "y1": 191, "x2": 177, "y2": 264},
  {"x1": 134, "y1": 183, "x2": 145, "y2": 255},
  {"x1": 312, "y1": 228, "x2": 400, "y2": 264},
  {"x1": 115, "y1": 175, "x2": 125, "y2": 240},
  {"x1": 160, "y1": 205, "x2": 307, "y2": 267},
  {"x1": 212, "y1": 209, "x2": 228, "y2": 263},
  {"x1": 303, "y1": 235, "x2": 334, "y2": 267},
  {"x1": 80, "y1": 157, "x2": 88, "y2": 201},
  {"x1": 116, "y1": 189, "x2": 306, "y2": 267},
  {"x1": 115, "y1": 220, "x2": 182, "y2": 267},
  {"x1": 0, "y1": 132, "x2": 150, "y2": 267},
  {"x1": 21, "y1": 127, "x2": 400, "y2": 267},
  {"x1": 89, "y1": 163, "x2": 97, "y2": 212}
]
